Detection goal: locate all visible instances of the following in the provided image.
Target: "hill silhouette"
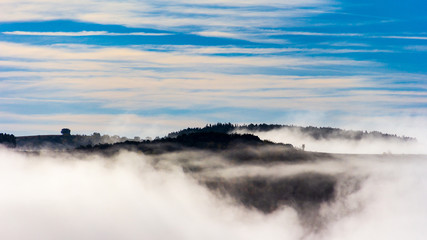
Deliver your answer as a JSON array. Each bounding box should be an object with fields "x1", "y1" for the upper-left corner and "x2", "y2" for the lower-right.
[
  {"x1": 168, "y1": 123, "x2": 415, "y2": 142},
  {"x1": 75, "y1": 131, "x2": 325, "y2": 162}
]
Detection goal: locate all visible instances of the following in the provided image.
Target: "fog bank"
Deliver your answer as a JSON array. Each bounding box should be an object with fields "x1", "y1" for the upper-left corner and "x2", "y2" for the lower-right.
[
  {"x1": 235, "y1": 127, "x2": 426, "y2": 154},
  {"x1": 0, "y1": 148, "x2": 426, "y2": 240}
]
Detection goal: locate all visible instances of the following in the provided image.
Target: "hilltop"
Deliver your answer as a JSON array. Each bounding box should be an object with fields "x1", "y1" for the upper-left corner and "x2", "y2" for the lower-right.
[
  {"x1": 168, "y1": 123, "x2": 415, "y2": 142},
  {"x1": 0, "y1": 123, "x2": 416, "y2": 151}
]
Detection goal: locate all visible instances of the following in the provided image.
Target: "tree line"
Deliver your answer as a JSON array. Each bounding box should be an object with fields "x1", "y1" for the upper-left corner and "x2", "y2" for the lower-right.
[{"x1": 0, "y1": 133, "x2": 16, "y2": 148}]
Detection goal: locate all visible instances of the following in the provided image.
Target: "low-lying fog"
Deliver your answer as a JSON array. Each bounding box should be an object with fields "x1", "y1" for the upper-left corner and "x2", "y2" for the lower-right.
[
  {"x1": 234, "y1": 128, "x2": 426, "y2": 154},
  {"x1": 0, "y1": 147, "x2": 426, "y2": 240}
]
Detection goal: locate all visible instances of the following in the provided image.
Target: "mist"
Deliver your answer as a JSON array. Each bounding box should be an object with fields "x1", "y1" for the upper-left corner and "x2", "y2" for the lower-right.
[
  {"x1": 1, "y1": 146, "x2": 426, "y2": 240},
  {"x1": 234, "y1": 127, "x2": 426, "y2": 154}
]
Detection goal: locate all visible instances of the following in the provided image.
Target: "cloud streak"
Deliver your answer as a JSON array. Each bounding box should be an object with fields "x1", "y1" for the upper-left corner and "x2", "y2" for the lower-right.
[
  {"x1": 0, "y1": 39, "x2": 425, "y2": 136},
  {"x1": 2, "y1": 31, "x2": 173, "y2": 36},
  {"x1": 0, "y1": 0, "x2": 333, "y2": 32},
  {"x1": 0, "y1": 0, "x2": 426, "y2": 137}
]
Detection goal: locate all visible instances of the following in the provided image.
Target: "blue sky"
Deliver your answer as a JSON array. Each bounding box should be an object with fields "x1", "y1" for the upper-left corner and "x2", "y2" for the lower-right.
[{"x1": 0, "y1": 0, "x2": 426, "y2": 138}]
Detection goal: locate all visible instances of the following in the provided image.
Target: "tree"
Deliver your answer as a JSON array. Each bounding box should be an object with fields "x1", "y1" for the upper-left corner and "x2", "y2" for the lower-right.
[{"x1": 61, "y1": 128, "x2": 71, "y2": 136}]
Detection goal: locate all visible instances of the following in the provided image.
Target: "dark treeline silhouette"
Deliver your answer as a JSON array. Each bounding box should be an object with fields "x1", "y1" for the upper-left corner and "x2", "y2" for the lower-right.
[
  {"x1": 13, "y1": 123, "x2": 414, "y2": 151},
  {"x1": 162, "y1": 132, "x2": 265, "y2": 150},
  {"x1": 78, "y1": 131, "x2": 271, "y2": 153},
  {"x1": 168, "y1": 123, "x2": 415, "y2": 141},
  {"x1": 16, "y1": 131, "x2": 134, "y2": 150},
  {"x1": 11, "y1": 122, "x2": 415, "y2": 152},
  {"x1": 0, "y1": 133, "x2": 16, "y2": 148},
  {"x1": 167, "y1": 123, "x2": 237, "y2": 137}
]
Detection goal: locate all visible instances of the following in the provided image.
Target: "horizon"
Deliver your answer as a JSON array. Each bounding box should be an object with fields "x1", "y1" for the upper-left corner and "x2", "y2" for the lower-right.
[
  {"x1": 7, "y1": 123, "x2": 425, "y2": 155},
  {"x1": 7, "y1": 123, "x2": 417, "y2": 140}
]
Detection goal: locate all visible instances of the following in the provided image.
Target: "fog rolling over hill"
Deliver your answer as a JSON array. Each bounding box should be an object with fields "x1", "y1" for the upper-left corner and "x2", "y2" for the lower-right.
[
  {"x1": 169, "y1": 123, "x2": 421, "y2": 154},
  {"x1": 0, "y1": 126, "x2": 426, "y2": 240},
  {"x1": 235, "y1": 127, "x2": 423, "y2": 154}
]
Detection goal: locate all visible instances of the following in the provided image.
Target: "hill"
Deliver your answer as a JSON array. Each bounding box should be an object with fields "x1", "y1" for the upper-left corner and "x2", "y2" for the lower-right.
[{"x1": 168, "y1": 123, "x2": 415, "y2": 142}]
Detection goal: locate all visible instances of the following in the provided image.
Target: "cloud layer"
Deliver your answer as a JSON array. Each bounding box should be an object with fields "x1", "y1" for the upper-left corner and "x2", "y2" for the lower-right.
[
  {"x1": 0, "y1": 146, "x2": 426, "y2": 239},
  {"x1": 0, "y1": 0, "x2": 426, "y2": 137}
]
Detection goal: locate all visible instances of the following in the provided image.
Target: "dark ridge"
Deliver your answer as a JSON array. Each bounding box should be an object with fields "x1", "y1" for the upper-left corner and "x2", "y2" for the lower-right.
[
  {"x1": 76, "y1": 132, "x2": 297, "y2": 158},
  {"x1": 161, "y1": 131, "x2": 267, "y2": 149},
  {"x1": 167, "y1": 123, "x2": 237, "y2": 137},
  {"x1": 168, "y1": 123, "x2": 415, "y2": 142},
  {"x1": 13, "y1": 122, "x2": 415, "y2": 151}
]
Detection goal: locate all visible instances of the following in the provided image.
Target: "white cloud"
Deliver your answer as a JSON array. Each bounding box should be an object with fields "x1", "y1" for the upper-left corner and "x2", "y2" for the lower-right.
[
  {"x1": 379, "y1": 36, "x2": 427, "y2": 40},
  {"x1": 0, "y1": 0, "x2": 334, "y2": 39},
  {"x1": 0, "y1": 41, "x2": 421, "y2": 115},
  {"x1": 2, "y1": 31, "x2": 172, "y2": 36},
  {"x1": 0, "y1": 144, "x2": 426, "y2": 240},
  {"x1": 405, "y1": 45, "x2": 427, "y2": 51},
  {"x1": 266, "y1": 31, "x2": 364, "y2": 37}
]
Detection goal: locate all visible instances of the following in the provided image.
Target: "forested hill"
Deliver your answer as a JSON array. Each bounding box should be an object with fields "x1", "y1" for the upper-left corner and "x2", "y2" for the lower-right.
[
  {"x1": 167, "y1": 123, "x2": 415, "y2": 142},
  {"x1": 0, "y1": 133, "x2": 16, "y2": 148},
  {"x1": 2, "y1": 123, "x2": 415, "y2": 150}
]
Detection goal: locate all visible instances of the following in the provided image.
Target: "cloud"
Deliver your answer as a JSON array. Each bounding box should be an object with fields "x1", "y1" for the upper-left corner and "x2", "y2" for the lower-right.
[
  {"x1": 379, "y1": 36, "x2": 427, "y2": 40},
  {"x1": 0, "y1": 143, "x2": 426, "y2": 239},
  {"x1": 234, "y1": 113, "x2": 427, "y2": 154},
  {"x1": 236, "y1": 127, "x2": 426, "y2": 154},
  {"x1": 405, "y1": 45, "x2": 427, "y2": 52},
  {"x1": 0, "y1": 42, "x2": 370, "y2": 67},
  {"x1": 0, "y1": 40, "x2": 424, "y2": 135},
  {"x1": 0, "y1": 149, "x2": 304, "y2": 240},
  {"x1": 0, "y1": 41, "x2": 378, "y2": 109},
  {"x1": 266, "y1": 31, "x2": 364, "y2": 37},
  {"x1": 0, "y1": 0, "x2": 333, "y2": 34},
  {"x1": 2, "y1": 31, "x2": 173, "y2": 36}
]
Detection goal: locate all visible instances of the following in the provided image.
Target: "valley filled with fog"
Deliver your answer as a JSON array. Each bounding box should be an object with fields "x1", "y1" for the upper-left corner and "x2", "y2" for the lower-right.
[{"x1": 1, "y1": 129, "x2": 426, "y2": 240}]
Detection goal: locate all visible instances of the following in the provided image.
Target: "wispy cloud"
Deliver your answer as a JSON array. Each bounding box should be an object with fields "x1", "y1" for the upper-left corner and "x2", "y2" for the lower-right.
[
  {"x1": 0, "y1": 0, "x2": 334, "y2": 41},
  {"x1": 265, "y1": 31, "x2": 364, "y2": 37},
  {"x1": 379, "y1": 36, "x2": 427, "y2": 40},
  {"x1": 405, "y1": 45, "x2": 427, "y2": 52},
  {"x1": 0, "y1": 41, "x2": 422, "y2": 118},
  {"x1": 2, "y1": 31, "x2": 172, "y2": 36},
  {"x1": 0, "y1": 0, "x2": 426, "y2": 137}
]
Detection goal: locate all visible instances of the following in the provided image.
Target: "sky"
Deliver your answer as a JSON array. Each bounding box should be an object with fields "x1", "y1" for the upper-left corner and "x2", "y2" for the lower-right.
[{"x1": 0, "y1": 0, "x2": 426, "y2": 139}]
